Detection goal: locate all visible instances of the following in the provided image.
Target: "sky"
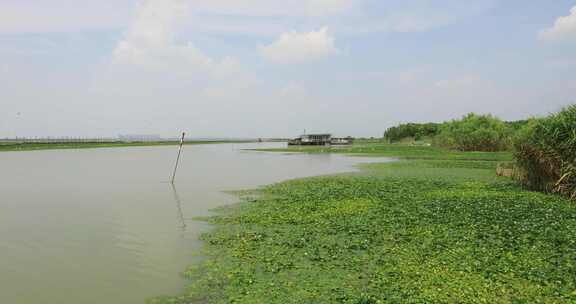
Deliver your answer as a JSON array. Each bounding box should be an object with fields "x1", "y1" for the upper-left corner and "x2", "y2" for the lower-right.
[{"x1": 1, "y1": 0, "x2": 575, "y2": 138}]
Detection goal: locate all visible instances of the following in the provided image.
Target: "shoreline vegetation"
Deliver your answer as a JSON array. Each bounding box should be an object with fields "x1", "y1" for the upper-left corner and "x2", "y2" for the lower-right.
[
  {"x1": 0, "y1": 140, "x2": 257, "y2": 152},
  {"x1": 153, "y1": 107, "x2": 576, "y2": 303},
  {"x1": 152, "y1": 142, "x2": 576, "y2": 303}
]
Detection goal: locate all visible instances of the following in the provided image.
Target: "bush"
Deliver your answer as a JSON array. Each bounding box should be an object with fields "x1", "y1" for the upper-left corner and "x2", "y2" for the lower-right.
[
  {"x1": 435, "y1": 113, "x2": 511, "y2": 152},
  {"x1": 505, "y1": 119, "x2": 530, "y2": 131},
  {"x1": 384, "y1": 123, "x2": 439, "y2": 142},
  {"x1": 514, "y1": 105, "x2": 576, "y2": 199}
]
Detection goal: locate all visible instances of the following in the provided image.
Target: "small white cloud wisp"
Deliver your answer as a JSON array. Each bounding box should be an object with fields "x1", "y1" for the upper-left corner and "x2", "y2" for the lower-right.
[
  {"x1": 260, "y1": 27, "x2": 339, "y2": 64},
  {"x1": 306, "y1": 0, "x2": 356, "y2": 17}
]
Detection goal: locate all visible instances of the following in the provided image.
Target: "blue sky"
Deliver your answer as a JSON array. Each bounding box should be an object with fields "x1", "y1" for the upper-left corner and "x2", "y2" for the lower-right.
[{"x1": 1, "y1": 0, "x2": 575, "y2": 138}]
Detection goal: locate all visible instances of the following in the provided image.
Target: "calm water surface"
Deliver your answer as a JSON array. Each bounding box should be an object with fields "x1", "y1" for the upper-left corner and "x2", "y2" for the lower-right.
[{"x1": 0, "y1": 143, "x2": 389, "y2": 304}]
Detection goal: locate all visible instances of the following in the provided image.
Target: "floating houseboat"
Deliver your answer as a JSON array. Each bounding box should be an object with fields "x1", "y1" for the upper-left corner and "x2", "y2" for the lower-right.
[
  {"x1": 331, "y1": 136, "x2": 355, "y2": 145},
  {"x1": 288, "y1": 134, "x2": 354, "y2": 146}
]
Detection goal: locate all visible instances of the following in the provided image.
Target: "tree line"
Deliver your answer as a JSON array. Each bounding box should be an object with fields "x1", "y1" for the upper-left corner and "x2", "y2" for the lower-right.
[{"x1": 383, "y1": 105, "x2": 576, "y2": 199}]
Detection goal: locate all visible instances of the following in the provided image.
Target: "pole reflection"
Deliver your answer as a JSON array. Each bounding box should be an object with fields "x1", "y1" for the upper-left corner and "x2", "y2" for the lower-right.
[{"x1": 170, "y1": 184, "x2": 187, "y2": 231}]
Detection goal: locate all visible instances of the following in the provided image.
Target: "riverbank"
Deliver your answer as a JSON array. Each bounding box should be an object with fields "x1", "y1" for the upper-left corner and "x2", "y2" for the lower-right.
[
  {"x1": 0, "y1": 140, "x2": 255, "y2": 152},
  {"x1": 253, "y1": 143, "x2": 513, "y2": 161},
  {"x1": 155, "y1": 143, "x2": 576, "y2": 303}
]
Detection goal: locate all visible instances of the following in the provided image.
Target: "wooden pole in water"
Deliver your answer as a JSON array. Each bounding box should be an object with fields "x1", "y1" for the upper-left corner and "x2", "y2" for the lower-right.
[{"x1": 171, "y1": 132, "x2": 186, "y2": 184}]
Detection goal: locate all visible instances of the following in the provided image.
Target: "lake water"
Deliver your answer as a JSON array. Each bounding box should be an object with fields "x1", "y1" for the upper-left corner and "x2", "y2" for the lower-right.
[{"x1": 0, "y1": 143, "x2": 389, "y2": 304}]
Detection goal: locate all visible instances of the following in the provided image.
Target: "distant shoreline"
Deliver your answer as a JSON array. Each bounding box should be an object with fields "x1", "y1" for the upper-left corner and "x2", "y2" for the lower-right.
[{"x1": 0, "y1": 140, "x2": 271, "y2": 152}]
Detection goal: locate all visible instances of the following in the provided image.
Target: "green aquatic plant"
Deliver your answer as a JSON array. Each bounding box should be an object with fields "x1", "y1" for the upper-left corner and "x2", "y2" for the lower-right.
[
  {"x1": 254, "y1": 143, "x2": 513, "y2": 161},
  {"x1": 152, "y1": 149, "x2": 576, "y2": 303}
]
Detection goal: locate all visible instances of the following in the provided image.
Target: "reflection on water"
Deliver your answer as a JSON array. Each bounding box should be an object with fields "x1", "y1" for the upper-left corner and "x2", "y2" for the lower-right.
[
  {"x1": 0, "y1": 143, "x2": 391, "y2": 304},
  {"x1": 171, "y1": 184, "x2": 187, "y2": 232}
]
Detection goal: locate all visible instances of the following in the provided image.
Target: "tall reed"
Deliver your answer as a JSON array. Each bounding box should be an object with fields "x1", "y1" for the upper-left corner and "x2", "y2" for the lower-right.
[{"x1": 514, "y1": 105, "x2": 576, "y2": 199}]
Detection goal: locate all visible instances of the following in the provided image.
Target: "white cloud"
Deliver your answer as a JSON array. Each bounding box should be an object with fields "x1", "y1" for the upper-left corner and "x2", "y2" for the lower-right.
[
  {"x1": 101, "y1": 0, "x2": 253, "y2": 103},
  {"x1": 112, "y1": 0, "x2": 215, "y2": 70},
  {"x1": 539, "y1": 6, "x2": 576, "y2": 41},
  {"x1": 260, "y1": 27, "x2": 339, "y2": 64}
]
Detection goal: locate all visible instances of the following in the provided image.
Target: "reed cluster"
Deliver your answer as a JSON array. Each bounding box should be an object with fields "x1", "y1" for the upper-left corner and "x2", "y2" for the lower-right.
[{"x1": 514, "y1": 105, "x2": 576, "y2": 199}]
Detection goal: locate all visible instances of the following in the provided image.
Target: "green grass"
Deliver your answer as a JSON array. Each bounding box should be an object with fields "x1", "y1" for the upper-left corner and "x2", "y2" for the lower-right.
[
  {"x1": 151, "y1": 143, "x2": 576, "y2": 304},
  {"x1": 254, "y1": 143, "x2": 513, "y2": 161},
  {"x1": 0, "y1": 140, "x2": 253, "y2": 152}
]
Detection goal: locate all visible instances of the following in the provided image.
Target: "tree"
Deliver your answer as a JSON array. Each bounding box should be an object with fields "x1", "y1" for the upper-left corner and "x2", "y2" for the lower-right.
[{"x1": 435, "y1": 113, "x2": 511, "y2": 151}]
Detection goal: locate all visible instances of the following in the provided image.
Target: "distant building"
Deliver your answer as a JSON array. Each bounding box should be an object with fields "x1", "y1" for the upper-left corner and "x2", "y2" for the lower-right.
[{"x1": 289, "y1": 134, "x2": 354, "y2": 146}]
